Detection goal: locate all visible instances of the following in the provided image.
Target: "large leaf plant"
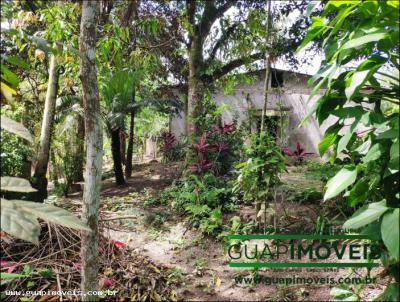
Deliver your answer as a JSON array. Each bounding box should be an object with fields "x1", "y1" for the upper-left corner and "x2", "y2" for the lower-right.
[{"x1": 299, "y1": 1, "x2": 399, "y2": 300}]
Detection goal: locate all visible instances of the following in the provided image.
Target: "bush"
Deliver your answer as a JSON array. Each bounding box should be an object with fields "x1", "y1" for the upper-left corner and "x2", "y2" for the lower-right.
[
  {"x1": 188, "y1": 99, "x2": 244, "y2": 176},
  {"x1": 52, "y1": 138, "x2": 84, "y2": 196},
  {"x1": 235, "y1": 131, "x2": 286, "y2": 203},
  {"x1": 160, "y1": 131, "x2": 186, "y2": 163},
  {"x1": 165, "y1": 173, "x2": 239, "y2": 236},
  {"x1": 0, "y1": 130, "x2": 31, "y2": 177},
  {"x1": 305, "y1": 160, "x2": 342, "y2": 182}
]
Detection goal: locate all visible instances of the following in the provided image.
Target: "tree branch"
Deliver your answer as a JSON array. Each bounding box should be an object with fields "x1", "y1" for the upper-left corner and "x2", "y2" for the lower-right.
[
  {"x1": 204, "y1": 23, "x2": 239, "y2": 67},
  {"x1": 199, "y1": 0, "x2": 236, "y2": 42},
  {"x1": 202, "y1": 52, "x2": 264, "y2": 82}
]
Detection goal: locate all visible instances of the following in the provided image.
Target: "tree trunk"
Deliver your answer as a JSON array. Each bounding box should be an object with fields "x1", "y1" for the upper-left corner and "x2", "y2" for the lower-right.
[
  {"x1": 260, "y1": 0, "x2": 272, "y2": 135},
  {"x1": 187, "y1": 35, "x2": 204, "y2": 138},
  {"x1": 120, "y1": 129, "x2": 126, "y2": 165},
  {"x1": 74, "y1": 116, "x2": 85, "y2": 182},
  {"x1": 32, "y1": 49, "x2": 59, "y2": 202},
  {"x1": 50, "y1": 148, "x2": 59, "y2": 187},
  {"x1": 183, "y1": 93, "x2": 189, "y2": 136},
  {"x1": 79, "y1": 1, "x2": 102, "y2": 300},
  {"x1": 110, "y1": 127, "x2": 125, "y2": 185},
  {"x1": 125, "y1": 109, "x2": 135, "y2": 178}
]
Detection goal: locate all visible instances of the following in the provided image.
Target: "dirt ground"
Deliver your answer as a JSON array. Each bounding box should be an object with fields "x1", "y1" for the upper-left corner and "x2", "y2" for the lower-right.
[{"x1": 62, "y1": 162, "x2": 388, "y2": 301}]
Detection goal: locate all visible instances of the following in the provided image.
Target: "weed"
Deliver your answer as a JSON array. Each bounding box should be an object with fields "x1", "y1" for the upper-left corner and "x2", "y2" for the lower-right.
[
  {"x1": 194, "y1": 258, "x2": 208, "y2": 276},
  {"x1": 287, "y1": 187, "x2": 323, "y2": 203}
]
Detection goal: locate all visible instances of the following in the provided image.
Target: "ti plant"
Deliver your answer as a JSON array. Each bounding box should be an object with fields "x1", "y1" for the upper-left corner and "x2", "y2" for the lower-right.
[
  {"x1": 160, "y1": 130, "x2": 176, "y2": 163},
  {"x1": 282, "y1": 142, "x2": 314, "y2": 165},
  {"x1": 300, "y1": 1, "x2": 399, "y2": 300},
  {"x1": 0, "y1": 115, "x2": 90, "y2": 244}
]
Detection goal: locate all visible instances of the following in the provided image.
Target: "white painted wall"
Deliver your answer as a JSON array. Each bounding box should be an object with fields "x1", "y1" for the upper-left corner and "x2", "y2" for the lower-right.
[{"x1": 170, "y1": 69, "x2": 334, "y2": 156}]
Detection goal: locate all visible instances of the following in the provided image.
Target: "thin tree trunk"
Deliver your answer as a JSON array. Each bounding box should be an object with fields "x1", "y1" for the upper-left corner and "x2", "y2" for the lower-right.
[
  {"x1": 110, "y1": 127, "x2": 125, "y2": 185},
  {"x1": 183, "y1": 93, "x2": 189, "y2": 136},
  {"x1": 50, "y1": 148, "x2": 59, "y2": 187},
  {"x1": 120, "y1": 129, "x2": 126, "y2": 165},
  {"x1": 260, "y1": 0, "x2": 272, "y2": 135},
  {"x1": 125, "y1": 109, "x2": 135, "y2": 178},
  {"x1": 74, "y1": 116, "x2": 85, "y2": 182},
  {"x1": 32, "y1": 49, "x2": 59, "y2": 202},
  {"x1": 185, "y1": 0, "x2": 206, "y2": 167},
  {"x1": 79, "y1": 1, "x2": 102, "y2": 300}
]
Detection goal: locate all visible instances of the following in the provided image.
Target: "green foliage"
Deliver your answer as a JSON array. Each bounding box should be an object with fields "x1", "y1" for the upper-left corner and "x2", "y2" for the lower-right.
[
  {"x1": 287, "y1": 187, "x2": 323, "y2": 203},
  {"x1": 0, "y1": 116, "x2": 33, "y2": 143},
  {"x1": 165, "y1": 173, "x2": 238, "y2": 236},
  {"x1": 143, "y1": 211, "x2": 168, "y2": 229},
  {"x1": 189, "y1": 99, "x2": 245, "y2": 175},
  {"x1": 0, "y1": 130, "x2": 31, "y2": 177},
  {"x1": 199, "y1": 208, "x2": 222, "y2": 235},
  {"x1": 301, "y1": 0, "x2": 399, "y2": 293},
  {"x1": 304, "y1": 160, "x2": 342, "y2": 182},
  {"x1": 52, "y1": 138, "x2": 84, "y2": 196},
  {"x1": 101, "y1": 69, "x2": 138, "y2": 129},
  {"x1": 0, "y1": 116, "x2": 90, "y2": 244},
  {"x1": 324, "y1": 167, "x2": 357, "y2": 200},
  {"x1": 235, "y1": 131, "x2": 286, "y2": 202},
  {"x1": 330, "y1": 284, "x2": 361, "y2": 301},
  {"x1": 1, "y1": 177, "x2": 36, "y2": 192}
]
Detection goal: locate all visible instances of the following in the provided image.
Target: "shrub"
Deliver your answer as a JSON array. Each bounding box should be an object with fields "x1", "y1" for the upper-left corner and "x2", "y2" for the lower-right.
[
  {"x1": 165, "y1": 173, "x2": 238, "y2": 236},
  {"x1": 160, "y1": 131, "x2": 186, "y2": 163},
  {"x1": 188, "y1": 121, "x2": 243, "y2": 175},
  {"x1": 188, "y1": 99, "x2": 244, "y2": 176},
  {"x1": 235, "y1": 131, "x2": 286, "y2": 203},
  {"x1": 0, "y1": 130, "x2": 31, "y2": 177},
  {"x1": 282, "y1": 142, "x2": 313, "y2": 165}
]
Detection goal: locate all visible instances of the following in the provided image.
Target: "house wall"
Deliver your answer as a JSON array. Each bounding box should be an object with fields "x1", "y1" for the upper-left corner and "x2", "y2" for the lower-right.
[{"x1": 170, "y1": 70, "x2": 334, "y2": 156}]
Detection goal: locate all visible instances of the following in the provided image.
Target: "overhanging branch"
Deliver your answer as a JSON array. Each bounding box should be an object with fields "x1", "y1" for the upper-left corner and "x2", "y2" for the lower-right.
[
  {"x1": 204, "y1": 23, "x2": 239, "y2": 67},
  {"x1": 199, "y1": 1, "x2": 236, "y2": 43},
  {"x1": 202, "y1": 52, "x2": 264, "y2": 83}
]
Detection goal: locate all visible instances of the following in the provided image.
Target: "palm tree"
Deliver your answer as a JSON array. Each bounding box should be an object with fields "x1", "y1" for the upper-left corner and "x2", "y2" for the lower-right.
[
  {"x1": 101, "y1": 68, "x2": 137, "y2": 185},
  {"x1": 101, "y1": 68, "x2": 182, "y2": 185}
]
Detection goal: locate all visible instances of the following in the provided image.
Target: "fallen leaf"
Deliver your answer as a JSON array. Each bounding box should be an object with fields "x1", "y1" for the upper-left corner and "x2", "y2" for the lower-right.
[
  {"x1": 1, "y1": 260, "x2": 17, "y2": 273},
  {"x1": 150, "y1": 291, "x2": 161, "y2": 302},
  {"x1": 112, "y1": 240, "x2": 125, "y2": 247},
  {"x1": 170, "y1": 290, "x2": 178, "y2": 301},
  {"x1": 7, "y1": 264, "x2": 17, "y2": 273},
  {"x1": 71, "y1": 262, "x2": 81, "y2": 270},
  {"x1": 215, "y1": 277, "x2": 222, "y2": 288},
  {"x1": 104, "y1": 267, "x2": 113, "y2": 276}
]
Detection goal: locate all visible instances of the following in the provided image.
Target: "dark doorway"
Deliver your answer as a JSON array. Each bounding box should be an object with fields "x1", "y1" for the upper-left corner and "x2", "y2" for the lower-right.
[
  {"x1": 257, "y1": 115, "x2": 280, "y2": 139},
  {"x1": 271, "y1": 70, "x2": 284, "y2": 88}
]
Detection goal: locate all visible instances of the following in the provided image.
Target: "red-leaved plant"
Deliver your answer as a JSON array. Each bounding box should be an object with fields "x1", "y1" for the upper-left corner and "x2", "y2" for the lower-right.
[
  {"x1": 188, "y1": 122, "x2": 237, "y2": 174},
  {"x1": 161, "y1": 131, "x2": 176, "y2": 162},
  {"x1": 188, "y1": 160, "x2": 212, "y2": 174},
  {"x1": 282, "y1": 142, "x2": 313, "y2": 164},
  {"x1": 222, "y1": 122, "x2": 233, "y2": 134},
  {"x1": 191, "y1": 134, "x2": 210, "y2": 154}
]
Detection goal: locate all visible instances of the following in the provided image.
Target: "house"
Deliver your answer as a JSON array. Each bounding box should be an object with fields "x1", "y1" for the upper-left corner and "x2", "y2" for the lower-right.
[{"x1": 169, "y1": 68, "x2": 333, "y2": 155}]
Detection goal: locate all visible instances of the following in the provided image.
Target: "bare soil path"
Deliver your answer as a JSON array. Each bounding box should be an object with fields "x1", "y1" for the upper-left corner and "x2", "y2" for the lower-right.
[{"x1": 90, "y1": 162, "x2": 387, "y2": 301}]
